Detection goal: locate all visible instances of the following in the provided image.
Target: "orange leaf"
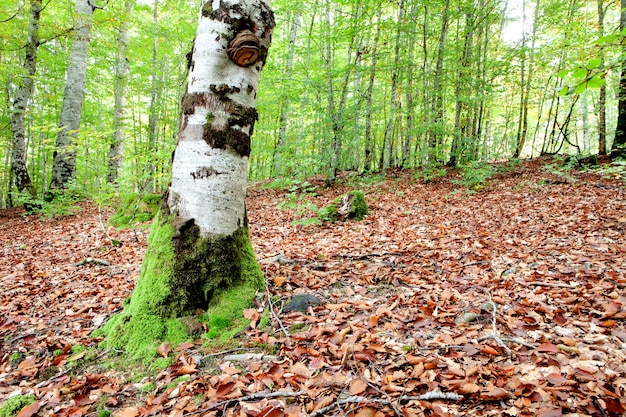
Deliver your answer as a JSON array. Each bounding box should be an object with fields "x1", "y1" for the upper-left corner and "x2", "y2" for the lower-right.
[
  {"x1": 350, "y1": 407, "x2": 377, "y2": 417},
  {"x1": 481, "y1": 346, "x2": 499, "y2": 355},
  {"x1": 599, "y1": 320, "x2": 617, "y2": 328},
  {"x1": 157, "y1": 343, "x2": 171, "y2": 358},
  {"x1": 537, "y1": 343, "x2": 559, "y2": 353},
  {"x1": 244, "y1": 308, "x2": 260, "y2": 321},
  {"x1": 16, "y1": 402, "x2": 40, "y2": 417},
  {"x1": 538, "y1": 408, "x2": 562, "y2": 417},
  {"x1": 114, "y1": 407, "x2": 139, "y2": 417},
  {"x1": 481, "y1": 387, "x2": 509, "y2": 401},
  {"x1": 349, "y1": 378, "x2": 368, "y2": 395},
  {"x1": 458, "y1": 383, "x2": 480, "y2": 394},
  {"x1": 273, "y1": 276, "x2": 287, "y2": 287}
]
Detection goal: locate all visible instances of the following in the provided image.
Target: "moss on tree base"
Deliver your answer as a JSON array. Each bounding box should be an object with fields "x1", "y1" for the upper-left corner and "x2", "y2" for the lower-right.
[{"x1": 99, "y1": 208, "x2": 264, "y2": 362}]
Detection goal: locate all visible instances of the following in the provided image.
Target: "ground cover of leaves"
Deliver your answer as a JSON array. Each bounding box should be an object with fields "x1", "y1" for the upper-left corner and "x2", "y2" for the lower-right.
[{"x1": 1, "y1": 159, "x2": 625, "y2": 417}]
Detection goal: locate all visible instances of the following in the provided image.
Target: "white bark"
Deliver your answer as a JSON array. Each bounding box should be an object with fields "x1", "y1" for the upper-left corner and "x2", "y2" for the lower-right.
[
  {"x1": 168, "y1": 0, "x2": 273, "y2": 237},
  {"x1": 109, "y1": 0, "x2": 134, "y2": 184},
  {"x1": 50, "y1": 0, "x2": 94, "y2": 189}
]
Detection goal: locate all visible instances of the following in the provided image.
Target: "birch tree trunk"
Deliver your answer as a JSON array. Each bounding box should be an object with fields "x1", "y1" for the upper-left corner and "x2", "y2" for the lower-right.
[
  {"x1": 50, "y1": 0, "x2": 94, "y2": 190},
  {"x1": 613, "y1": 0, "x2": 626, "y2": 157},
  {"x1": 597, "y1": 0, "x2": 607, "y2": 155},
  {"x1": 10, "y1": 0, "x2": 41, "y2": 196},
  {"x1": 103, "y1": 0, "x2": 274, "y2": 359},
  {"x1": 108, "y1": 0, "x2": 134, "y2": 184}
]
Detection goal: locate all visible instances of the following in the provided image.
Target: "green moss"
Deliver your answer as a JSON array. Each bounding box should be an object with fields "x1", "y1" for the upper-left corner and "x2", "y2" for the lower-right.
[
  {"x1": 346, "y1": 190, "x2": 368, "y2": 220},
  {"x1": 101, "y1": 209, "x2": 264, "y2": 362},
  {"x1": 0, "y1": 395, "x2": 36, "y2": 417},
  {"x1": 140, "y1": 382, "x2": 156, "y2": 393},
  {"x1": 319, "y1": 190, "x2": 368, "y2": 222},
  {"x1": 109, "y1": 193, "x2": 161, "y2": 228}
]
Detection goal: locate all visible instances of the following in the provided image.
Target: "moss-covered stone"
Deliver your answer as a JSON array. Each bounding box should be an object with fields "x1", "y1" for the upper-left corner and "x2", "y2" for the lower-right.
[
  {"x1": 0, "y1": 395, "x2": 36, "y2": 417},
  {"x1": 100, "y1": 208, "x2": 264, "y2": 362},
  {"x1": 319, "y1": 190, "x2": 368, "y2": 222},
  {"x1": 109, "y1": 193, "x2": 161, "y2": 228},
  {"x1": 345, "y1": 190, "x2": 368, "y2": 220}
]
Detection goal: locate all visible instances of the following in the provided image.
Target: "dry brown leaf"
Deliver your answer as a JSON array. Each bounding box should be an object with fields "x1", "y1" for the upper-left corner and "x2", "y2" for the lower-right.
[
  {"x1": 349, "y1": 378, "x2": 368, "y2": 395},
  {"x1": 157, "y1": 342, "x2": 171, "y2": 358},
  {"x1": 15, "y1": 402, "x2": 40, "y2": 417},
  {"x1": 114, "y1": 407, "x2": 139, "y2": 417},
  {"x1": 458, "y1": 382, "x2": 480, "y2": 394},
  {"x1": 481, "y1": 387, "x2": 509, "y2": 400}
]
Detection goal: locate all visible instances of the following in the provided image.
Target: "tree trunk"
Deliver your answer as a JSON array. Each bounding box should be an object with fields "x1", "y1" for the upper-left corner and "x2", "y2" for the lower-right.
[
  {"x1": 429, "y1": 0, "x2": 450, "y2": 165},
  {"x1": 597, "y1": 0, "x2": 607, "y2": 155},
  {"x1": 50, "y1": 0, "x2": 94, "y2": 190},
  {"x1": 613, "y1": 0, "x2": 626, "y2": 157},
  {"x1": 102, "y1": 0, "x2": 274, "y2": 359},
  {"x1": 382, "y1": 0, "x2": 404, "y2": 175},
  {"x1": 10, "y1": 0, "x2": 41, "y2": 196},
  {"x1": 273, "y1": 10, "x2": 299, "y2": 177},
  {"x1": 108, "y1": 0, "x2": 134, "y2": 184},
  {"x1": 363, "y1": 9, "x2": 381, "y2": 173},
  {"x1": 147, "y1": 0, "x2": 160, "y2": 192}
]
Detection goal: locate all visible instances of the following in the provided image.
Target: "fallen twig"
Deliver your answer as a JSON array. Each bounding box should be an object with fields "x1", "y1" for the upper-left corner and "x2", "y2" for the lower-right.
[
  {"x1": 75, "y1": 258, "x2": 110, "y2": 267},
  {"x1": 184, "y1": 390, "x2": 305, "y2": 416},
  {"x1": 517, "y1": 280, "x2": 578, "y2": 289},
  {"x1": 309, "y1": 390, "x2": 463, "y2": 417}
]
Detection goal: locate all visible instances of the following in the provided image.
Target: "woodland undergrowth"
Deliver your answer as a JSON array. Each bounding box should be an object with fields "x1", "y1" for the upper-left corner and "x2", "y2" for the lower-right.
[{"x1": 1, "y1": 158, "x2": 625, "y2": 417}]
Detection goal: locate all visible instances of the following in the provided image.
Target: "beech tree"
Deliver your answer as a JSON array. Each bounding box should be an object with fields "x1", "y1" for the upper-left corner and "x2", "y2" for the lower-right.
[
  {"x1": 614, "y1": 0, "x2": 626, "y2": 158},
  {"x1": 10, "y1": 0, "x2": 41, "y2": 196},
  {"x1": 50, "y1": 0, "x2": 96, "y2": 190},
  {"x1": 102, "y1": 0, "x2": 274, "y2": 358}
]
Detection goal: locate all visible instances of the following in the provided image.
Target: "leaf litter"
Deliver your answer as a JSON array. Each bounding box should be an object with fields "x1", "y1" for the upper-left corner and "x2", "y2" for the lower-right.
[{"x1": 1, "y1": 161, "x2": 625, "y2": 416}]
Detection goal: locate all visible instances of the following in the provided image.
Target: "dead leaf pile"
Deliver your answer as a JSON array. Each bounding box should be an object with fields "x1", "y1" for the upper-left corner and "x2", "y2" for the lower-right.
[{"x1": 1, "y1": 161, "x2": 625, "y2": 416}]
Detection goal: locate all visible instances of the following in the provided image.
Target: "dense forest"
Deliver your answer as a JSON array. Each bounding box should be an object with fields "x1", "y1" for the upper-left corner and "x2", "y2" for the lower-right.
[{"x1": 0, "y1": 0, "x2": 624, "y2": 208}]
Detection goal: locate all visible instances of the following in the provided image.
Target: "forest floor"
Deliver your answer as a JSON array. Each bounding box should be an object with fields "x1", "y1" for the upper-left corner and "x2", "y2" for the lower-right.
[{"x1": 1, "y1": 158, "x2": 625, "y2": 417}]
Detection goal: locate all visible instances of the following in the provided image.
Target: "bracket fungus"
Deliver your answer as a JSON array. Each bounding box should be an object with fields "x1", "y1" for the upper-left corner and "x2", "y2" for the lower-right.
[{"x1": 228, "y1": 30, "x2": 260, "y2": 67}]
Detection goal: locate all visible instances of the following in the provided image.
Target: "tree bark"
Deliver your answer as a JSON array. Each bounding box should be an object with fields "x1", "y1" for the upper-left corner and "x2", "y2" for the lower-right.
[
  {"x1": 10, "y1": 0, "x2": 41, "y2": 196},
  {"x1": 382, "y1": 0, "x2": 404, "y2": 175},
  {"x1": 103, "y1": 0, "x2": 274, "y2": 359},
  {"x1": 613, "y1": 0, "x2": 626, "y2": 157},
  {"x1": 50, "y1": 0, "x2": 95, "y2": 190},
  {"x1": 147, "y1": 0, "x2": 160, "y2": 192},
  {"x1": 363, "y1": 9, "x2": 382, "y2": 173},
  {"x1": 108, "y1": 0, "x2": 134, "y2": 184},
  {"x1": 273, "y1": 10, "x2": 299, "y2": 176},
  {"x1": 597, "y1": 0, "x2": 607, "y2": 155}
]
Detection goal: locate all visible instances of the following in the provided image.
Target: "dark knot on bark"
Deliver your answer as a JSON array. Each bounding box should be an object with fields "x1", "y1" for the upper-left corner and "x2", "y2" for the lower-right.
[{"x1": 228, "y1": 30, "x2": 260, "y2": 67}]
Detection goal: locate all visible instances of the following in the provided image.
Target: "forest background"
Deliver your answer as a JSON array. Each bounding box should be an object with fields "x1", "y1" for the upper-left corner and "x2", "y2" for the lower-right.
[{"x1": 0, "y1": 0, "x2": 624, "y2": 208}]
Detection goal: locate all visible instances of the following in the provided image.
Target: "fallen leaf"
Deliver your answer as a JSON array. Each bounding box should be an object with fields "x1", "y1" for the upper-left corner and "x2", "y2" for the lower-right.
[
  {"x1": 536, "y1": 343, "x2": 559, "y2": 353},
  {"x1": 349, "y1": 378, "x2": 368, "y2": 395},
  {"x1": 481, "y1": 387, "x2": 509, "y2": 400},
  {"x1": 16, "y1": 402, "x2": 40, "y2": 417},
  {"x1": 157, "y1": 342, "x2": 171, "y2": 358}
]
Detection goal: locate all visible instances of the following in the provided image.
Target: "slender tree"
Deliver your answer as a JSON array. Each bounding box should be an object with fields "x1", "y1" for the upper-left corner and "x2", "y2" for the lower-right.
[
  {"x1": 613, "y1": 0, "x2": 626, "y2": 157},
  {"x1": 103, "y1": 0, "x2": 274, "y2": 357},
  {"x1": 10, "y1": 0, "x2": 41, "y2": 196},
  {"x1": 597, "y1": 0, "x2": 607, "y2": 155},
  {"x1": 108, "y1": 0, "x2": 135, "y2": 184},
  {"x1": 50, "y1": 0, "x2": 96, "y2": 190}
]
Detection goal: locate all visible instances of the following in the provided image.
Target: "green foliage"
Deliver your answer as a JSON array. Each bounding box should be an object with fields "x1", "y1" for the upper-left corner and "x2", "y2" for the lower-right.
[
  {"x1": 109, "y1": 193, "x2": 161, "y2": 228},
  {"x1": 414, "y1": 165, "x2": 448, "y2": 183},
  {"x1": 0, "y1": 395, "x2": 36, "y2": 417},
  {"x1": 451, "y1": 161, "x2": 497, "y2": 192},
  {"x1": 318, "y1": 204, "x2": 338, "y2": 222},
  {"x1": 593, "y1": 159, "x2": 626, "y2": 183},
  {"x1": 17, "y1": 188, "x2": 84, "y2": 218}
]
